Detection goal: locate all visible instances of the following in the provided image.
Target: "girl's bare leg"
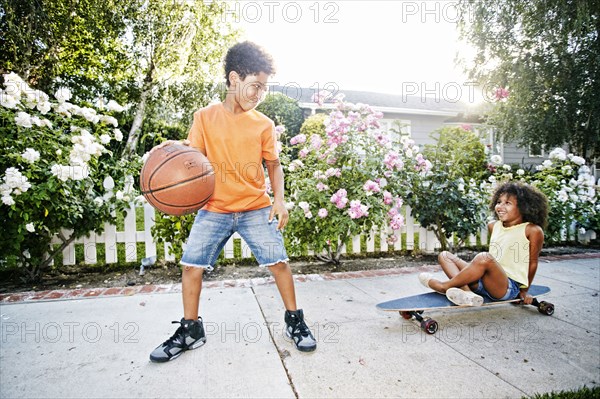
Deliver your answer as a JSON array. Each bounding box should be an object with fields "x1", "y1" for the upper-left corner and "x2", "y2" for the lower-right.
[{"x1": 430, "y1": 252, "x2": 509, "y2": 298}]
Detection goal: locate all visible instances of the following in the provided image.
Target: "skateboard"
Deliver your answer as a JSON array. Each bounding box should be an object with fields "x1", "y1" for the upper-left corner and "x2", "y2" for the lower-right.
[{"x1": 376, "y1": 285, "x2": 554, "y2": 335}]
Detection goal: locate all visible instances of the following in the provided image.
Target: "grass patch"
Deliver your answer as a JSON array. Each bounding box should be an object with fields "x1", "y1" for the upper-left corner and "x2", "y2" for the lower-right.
[{"x1": 526, "y1": 386, "x2": 599, "y2": 399}]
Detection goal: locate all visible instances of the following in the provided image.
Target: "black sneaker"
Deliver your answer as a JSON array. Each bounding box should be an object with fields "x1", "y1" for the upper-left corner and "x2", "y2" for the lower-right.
[
  {"x1": 284, "y1": 309, "x2": 317, "y2": 352},
  {"x1": 149, "y1": 317, "x2": 206, "y2": 363}
]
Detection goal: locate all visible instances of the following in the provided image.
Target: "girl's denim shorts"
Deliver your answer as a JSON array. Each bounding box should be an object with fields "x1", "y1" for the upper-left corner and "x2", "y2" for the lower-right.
[
  {"x1": 472, "y1": 277, "x2": 521, "y2": 301},
  {"x1": 180, "y1": 206, "x2": 288, "y2": 271}
]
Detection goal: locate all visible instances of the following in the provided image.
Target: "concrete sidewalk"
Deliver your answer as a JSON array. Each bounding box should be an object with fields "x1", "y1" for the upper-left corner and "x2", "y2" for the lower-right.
[{"x1": 1, "y1": 255, "x2": 598, "y2": 398}]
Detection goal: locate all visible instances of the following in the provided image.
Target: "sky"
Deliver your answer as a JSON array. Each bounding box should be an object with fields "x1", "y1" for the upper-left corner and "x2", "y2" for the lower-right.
[{"x1": 227, "y1": 0, "x2": 480, "y2": 104}]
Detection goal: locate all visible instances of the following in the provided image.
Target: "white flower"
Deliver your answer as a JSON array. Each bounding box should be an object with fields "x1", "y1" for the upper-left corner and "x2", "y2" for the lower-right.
[
  {"x1": 0, "y1": 90, "x2": 19, "y2": 109},
  {"x1": 40, "y1": 118, "x2": 52, "y2": 128},
  {"x1": 55, "y1": 103, "x2": 72, "y2": 117},
  {"x1": 542, "y1": 160, "x2": 553, "y2": 168},
  {"x1": 22, "y1": 249, "x2": 31, "y2": 259},
  {"x1": 1, "y1": 195, "x2": 15, "y2": 206},
  {"x1": 2, "y1": 73, "x2": 27, "y2": 98},
  {"x1": 37, "y1": 101, "x2": 51, "y2": 114},
  {"x1": 15, "y1": 111, "x2": 32, "y2": 128},
  {"x1": 557, "y1": 190, "x2": 569, "y2": 202},
  {"x1": 54, "y1": 87, "x2": 72, "y2": 103},
  {"x1": 298, "y1": 201, "x2": 310, "y2": 211},
  {"x1": 99, "y1": 115, "x2": 118, "y2": 127},
  {"x1": 99, "y1": 134, "x2": 111, "y2": 145},
  {"x1": 458, "y1": 183, "x2": 465, "y2": 192},
  {"x1": 78, "y1": 107, "x2": 99, "y2": 123},
  {"x1": 517, "y1": 169, "x2": 525, "y2": 176},
  {"x1": 21, "y1": 148, "x2": 40, "y2": 164},
  {"x1": 570, "y1": 155, "x2": 585, "y2": 166},
  {"x1": 25, "y1": 223, "x2": 35, "y2": 233},
  {"x1": 113, "y1": 129, "x2": 123, "y2": 141},
  {"x1": 3, "y1": 72, "x2": 25, "y2": 86},
  {"x1": 51, "y1": 164, "x2": 89, "y2": 181},
  {"x1": 93, "y1": 197, "x2": 104, "y2": 206},
  {"x1": 2, "y1": 167, "x2": 31, "y2": 193},
  {"x1": 105, "y1": 100, "x2": 125, "y2": 113},
  {"x1": 502, "y1": 164, "x2": 511, "y2": 171},
  {"x1": 549, "y1": 148, "x2": 567, "y2": 161},
  {"x1": 490, "y1": 155, "x2": 502, "y2": 166},
  {"x1": 24, "y1": 89, "x2": 49, "y2": 108}
]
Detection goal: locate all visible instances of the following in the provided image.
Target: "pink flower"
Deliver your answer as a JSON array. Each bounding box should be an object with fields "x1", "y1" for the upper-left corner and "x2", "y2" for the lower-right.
[
  {"x1": 348, "y1": 200, "x2": 369, "y2": 219},
  {"x1": 316, "y1": 182, "x2": 329, "y2": 191},
  {"x1": 299, "y1": 148, "x2": 310, "y2": 158},
  {"x1": 389, "y1": 214, "x2": 404, "y2": 230},
  {"x1": 494, "y1": 87, "x2": 509, "y2": 101},
  {"x1": 363, "y1": 180, "x2": 381, "y2": 195},
  {"x1": 311, "y1": 90, "x2": 332, "y2": 106},
  {"x1": 318, "y1": 208, "x2": 328, "y2": 218},
  {"x1": 460, "y1": 124, "x2": 473, "y2": 131},
  {"x1": 415, "y1": 153, "x2": 432, "y2": 172},
  {"x1": 275, "y1": 125, "x2": 285, "y2": 137},
  {"x1": 310, "y1": 134, "x2": 323, "y2": 150},
  {"x1": 290, "y1": 134, "x2": 307, "y2": 145},
  {"x1": 325, "y1": 168, "x2": 341, "y2": 178},
  {"x1": 372, "y1": 131, "x2": 389, "y2": 146},
  {"x1": 383, "y1": 191, "x2": 393, "y2": 205},
  {"x1": 330, "y1": 189, "x2": 348, "y2": 209},
  {"x1": 384, "y1": 151, "x2": 404, "y2": 171}
]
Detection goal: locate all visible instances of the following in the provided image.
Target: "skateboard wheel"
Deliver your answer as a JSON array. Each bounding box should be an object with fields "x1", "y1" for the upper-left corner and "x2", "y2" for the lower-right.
[
  {"x1": 400, "y1": 311, "x2": 412, "y2": 320},
  {"x1": 421, "y1": 318, "x2": 438, "y2": 335},
  {"x1": 538, "y1": 301, "x2": 555, "y2": 316}
]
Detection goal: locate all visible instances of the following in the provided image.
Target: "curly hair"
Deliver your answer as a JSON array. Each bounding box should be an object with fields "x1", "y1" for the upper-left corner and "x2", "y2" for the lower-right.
[
  {"x1": 489, "y1": 182, "x2": 549, "y2": 229},
  {"x1": 224, "y1": 41, "x2": 276, "y2": 87}
]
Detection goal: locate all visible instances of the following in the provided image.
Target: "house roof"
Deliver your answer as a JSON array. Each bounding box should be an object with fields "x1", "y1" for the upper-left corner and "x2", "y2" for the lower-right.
[{"x1": 269, "y1": 85, "x2": 470, "y2": 117}]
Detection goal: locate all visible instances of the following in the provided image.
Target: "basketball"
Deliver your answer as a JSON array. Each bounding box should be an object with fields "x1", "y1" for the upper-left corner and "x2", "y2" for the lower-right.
[{"x1": 140, "y1": 143, "x2": 215, "y2": 216}]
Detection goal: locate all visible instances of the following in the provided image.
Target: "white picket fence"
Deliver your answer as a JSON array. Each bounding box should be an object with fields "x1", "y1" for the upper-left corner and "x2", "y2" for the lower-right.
[{"x1": 50, "y1": 202, "x2": 492, "y2": 266}]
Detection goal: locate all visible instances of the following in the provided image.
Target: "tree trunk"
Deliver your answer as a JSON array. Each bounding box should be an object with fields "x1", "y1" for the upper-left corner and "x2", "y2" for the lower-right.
[{"x1": 124, "y1": 64, "x2": 155, "y2": 157}]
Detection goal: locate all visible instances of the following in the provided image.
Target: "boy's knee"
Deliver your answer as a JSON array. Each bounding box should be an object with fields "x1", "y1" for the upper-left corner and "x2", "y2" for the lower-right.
[{"x1": 268, "y1": 261, "x2": 289, "y2": 272}]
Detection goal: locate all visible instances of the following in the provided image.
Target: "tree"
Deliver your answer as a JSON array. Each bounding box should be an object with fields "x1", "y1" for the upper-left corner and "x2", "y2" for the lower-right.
[
  {"x1": 1, "y1": 0, "x2": 239, "y2": 157},
  {"x1": 256, "y1": 92, "x2": 305, "y2": 140},
  {"x1": 406, "y1": 127, "x2": 490, "y2": 251},
  {"x1": 457, "y1": 0, "x2": 600, "y2": 163},
  {"x1": 122, "y1": 0, "x2": 238, "y2": 156},
  {"x1": 0, "y1": 0, "x2": 136, "y2": 102}
]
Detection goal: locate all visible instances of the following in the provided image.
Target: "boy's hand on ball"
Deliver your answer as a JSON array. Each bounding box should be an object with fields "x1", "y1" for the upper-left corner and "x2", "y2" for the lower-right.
[{"x1": 150, "y1": 139, "x2": 190, "y2": 153}]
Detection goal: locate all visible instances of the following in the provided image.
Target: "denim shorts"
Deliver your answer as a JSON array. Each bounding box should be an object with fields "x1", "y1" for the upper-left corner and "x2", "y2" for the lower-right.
[
  {"x1": 180, "y1": 206, "x2": 288, "y2": 270},
  {"x1": 472, "y1": 277, "x2": 521, "y2": 301}
]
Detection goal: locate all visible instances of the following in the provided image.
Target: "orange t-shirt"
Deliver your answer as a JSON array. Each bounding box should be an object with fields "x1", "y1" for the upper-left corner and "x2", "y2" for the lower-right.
[{"x1": 187, "y1": 103, "x2": 278, "y2": 213}]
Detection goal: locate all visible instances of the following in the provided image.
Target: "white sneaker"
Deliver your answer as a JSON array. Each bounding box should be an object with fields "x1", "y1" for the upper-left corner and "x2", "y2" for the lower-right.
[
  {"x1": 446, "y1": 288, "x2": 484, "y2": 307},
  {"x1": 418, "y1": 272, "x2": 432, "y2": 289},
  {"x1": 418, "y1": 272, "x2": 443, "y2": 294}
]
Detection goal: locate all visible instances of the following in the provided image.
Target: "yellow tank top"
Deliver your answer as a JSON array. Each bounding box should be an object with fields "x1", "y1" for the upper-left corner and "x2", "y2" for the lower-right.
[{"x1": 488, "y1": 221, "x2": 530, "y2": 287}]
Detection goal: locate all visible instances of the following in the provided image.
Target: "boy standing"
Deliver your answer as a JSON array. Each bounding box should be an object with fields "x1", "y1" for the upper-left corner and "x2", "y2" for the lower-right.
[{"x1": 149, "y1": 41, "x2": 316, "y2": 362}]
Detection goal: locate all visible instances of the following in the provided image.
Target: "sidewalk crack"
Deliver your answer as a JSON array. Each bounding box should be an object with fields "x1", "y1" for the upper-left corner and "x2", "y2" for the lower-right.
[{"x1": 251, "y1": 287, "x2": 299, "y2": 399}]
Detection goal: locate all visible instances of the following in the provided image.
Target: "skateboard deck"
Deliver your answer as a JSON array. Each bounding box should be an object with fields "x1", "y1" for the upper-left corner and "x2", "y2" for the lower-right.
[{"x1": 376, "y1": 285, "x2": 554, "y2": 334}]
